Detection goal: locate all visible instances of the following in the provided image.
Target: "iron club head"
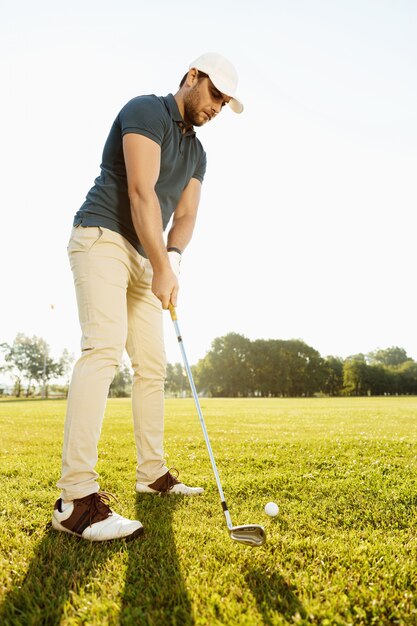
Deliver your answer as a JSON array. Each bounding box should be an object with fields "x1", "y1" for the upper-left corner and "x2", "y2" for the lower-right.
[{"x1": 229, "y1": 524, "x2": 266, "y2": 547}]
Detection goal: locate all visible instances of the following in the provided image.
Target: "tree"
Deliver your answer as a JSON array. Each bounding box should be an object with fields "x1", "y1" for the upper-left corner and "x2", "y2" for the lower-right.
[
  {"x1": 109, "y1": 362, "x2": 132, "y2": 397},
  {"x1": 194, "y1": 335, "x2": 327, "y2": 397},
  {"x1": 0, "y1": 334, "x2": 71, "y2": 397},
  {"x1": 394, "y1": 361, "x2": 417, "y2": 395},
  {"x1": 165, "y1": 362, "x2": 187, "y2": 396},
  {"x1": 283, "y1": 340, "x2": 326, "y2": 397},
  {"x1": 194, "y1": 333, "x2": 253, "y2": 397},
  {"x1": 1, "y1": 342, "x2": 22, "y2": 397},
  {"x1": 363, "y1": 346, "x2": 416, "y2": 395},
  {"x1": 322, "y1": 356, "x2": 344, "y2": 396},
  {"x1": 249, "y1": 339, "x2": 290, "y2": 397},
  {"x1": 343, "y1": 354, "x2": 369, "y2": 396},
  {"x1": 366, "y1": 364, "x2": 393, "y2": 396},
  {"x1": 367, "y1": 346, "x2": 411, "y2": 368}
]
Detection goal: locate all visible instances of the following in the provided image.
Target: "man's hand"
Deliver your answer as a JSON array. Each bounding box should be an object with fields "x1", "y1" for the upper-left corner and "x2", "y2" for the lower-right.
[{"x1": 152, "y1": 266, "x2": 179, "y2": 309}]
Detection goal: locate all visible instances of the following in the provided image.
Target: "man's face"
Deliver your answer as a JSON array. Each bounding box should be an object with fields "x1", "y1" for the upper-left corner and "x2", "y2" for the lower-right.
[{"x1": 183, "y1": 75, "x2": 231, "y2": 127}]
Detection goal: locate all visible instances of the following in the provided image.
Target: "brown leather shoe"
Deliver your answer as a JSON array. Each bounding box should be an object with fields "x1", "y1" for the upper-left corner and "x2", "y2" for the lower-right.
[
  {"x1": 52, "y1": 492, "x2": 144, "y2": 541},
  {"x1": 136, "y1": 469, "x2": 204, "y2": 496}
]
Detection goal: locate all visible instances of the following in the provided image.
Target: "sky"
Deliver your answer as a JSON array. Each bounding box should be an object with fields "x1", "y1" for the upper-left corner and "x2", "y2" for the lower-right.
[{"x1": 1, "y1": 0, "x2": 416, "y2": 375}]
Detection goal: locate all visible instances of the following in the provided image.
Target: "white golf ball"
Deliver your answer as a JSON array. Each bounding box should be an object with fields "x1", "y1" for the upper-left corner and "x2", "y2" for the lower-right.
[{"x1": 264, "y1": 501, "x2": 279, "y2": 517}]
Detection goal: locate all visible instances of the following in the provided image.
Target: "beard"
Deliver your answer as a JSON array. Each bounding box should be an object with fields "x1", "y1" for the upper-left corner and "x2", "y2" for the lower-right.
[{"x1": 183, "y1": 83, "x2": 205, "y2": 127}]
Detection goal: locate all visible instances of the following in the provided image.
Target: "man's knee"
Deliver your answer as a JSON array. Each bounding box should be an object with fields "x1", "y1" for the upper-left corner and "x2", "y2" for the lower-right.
[
  {"x1": 78, "y1": 342, "x2": 125, "y2": 370},
  {"x1": 131, "y1": 354, "x2": 166, "y2": 382}
]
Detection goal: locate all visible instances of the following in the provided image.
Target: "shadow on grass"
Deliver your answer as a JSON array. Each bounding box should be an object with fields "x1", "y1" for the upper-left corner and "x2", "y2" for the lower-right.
[
  {"x1": 245, "y1": 567, "x2": 308, "y2": 625},
  {"x1": 119, "y1": 495, "x2": 193, "y2": 625},
  {"x1": 0, "y1": 497, "x2": 193, "y2": 626}
]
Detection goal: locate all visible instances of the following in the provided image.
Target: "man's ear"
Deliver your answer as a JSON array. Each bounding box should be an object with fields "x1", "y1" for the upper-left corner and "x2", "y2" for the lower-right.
[{"x1": 185, "y1": 68, "x2": 199, "y2": 87}]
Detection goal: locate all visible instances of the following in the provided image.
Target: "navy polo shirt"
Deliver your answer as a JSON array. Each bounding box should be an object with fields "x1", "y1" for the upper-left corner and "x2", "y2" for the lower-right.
[{"x1": 73, "y1": 94, "x2": 207, "y2": 257}]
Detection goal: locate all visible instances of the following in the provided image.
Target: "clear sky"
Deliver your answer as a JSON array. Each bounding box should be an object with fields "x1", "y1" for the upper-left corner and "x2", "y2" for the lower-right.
[{"x1": 1, "y1": 0, "x2": 416, "y2": 371}]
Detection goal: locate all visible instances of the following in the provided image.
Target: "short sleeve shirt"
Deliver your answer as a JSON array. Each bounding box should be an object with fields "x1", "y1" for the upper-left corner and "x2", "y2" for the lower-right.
[{"x1": 73, "y1": 94, "x2": 207, "y2": 257}]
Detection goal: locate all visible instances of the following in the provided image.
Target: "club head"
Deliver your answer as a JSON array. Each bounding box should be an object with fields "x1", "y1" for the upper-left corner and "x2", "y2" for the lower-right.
[{"x1": 229, "y1": 524, "x2": 266, "y2": 547}]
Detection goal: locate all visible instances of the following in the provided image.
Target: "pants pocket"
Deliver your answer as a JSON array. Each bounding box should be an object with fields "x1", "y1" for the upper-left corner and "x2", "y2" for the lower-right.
[{"x1": 67, "y1": 226, "x2": 103, "y2": 254}]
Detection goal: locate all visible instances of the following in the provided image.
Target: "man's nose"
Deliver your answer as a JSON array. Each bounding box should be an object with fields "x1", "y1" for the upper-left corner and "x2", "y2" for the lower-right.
[{"x1": 211, "y1": 101, "x2": 222, "y2": 114}]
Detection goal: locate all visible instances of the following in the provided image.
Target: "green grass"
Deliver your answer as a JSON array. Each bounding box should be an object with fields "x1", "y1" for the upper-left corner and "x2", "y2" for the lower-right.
[{"x1": 1, "y1": 397, "x2": 417, "y2": 625}]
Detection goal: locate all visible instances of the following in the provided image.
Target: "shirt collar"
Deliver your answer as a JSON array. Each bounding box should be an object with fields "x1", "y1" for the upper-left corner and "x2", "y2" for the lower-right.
[{"x1": 164, "y1": 93, "x2": 196, "y2": 137}]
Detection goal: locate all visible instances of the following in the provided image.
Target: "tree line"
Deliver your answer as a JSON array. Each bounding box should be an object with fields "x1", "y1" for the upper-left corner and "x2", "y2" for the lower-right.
[
  {"x1": 2, "y1": 332, "x2": 416, "y2": 398},
  {"x1": 167, "y1": 334, "x2": 417, "y2": 398}
]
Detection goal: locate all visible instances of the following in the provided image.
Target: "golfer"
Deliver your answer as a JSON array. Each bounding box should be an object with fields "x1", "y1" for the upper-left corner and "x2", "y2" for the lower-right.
[{"x1": 52, "y1": 53, "x2": 243, "y2": 541}]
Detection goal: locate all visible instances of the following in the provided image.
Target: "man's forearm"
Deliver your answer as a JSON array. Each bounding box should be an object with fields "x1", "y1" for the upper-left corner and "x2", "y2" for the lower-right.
[
  {"x1": 129, "y1": 191, "x2": 179, "y2": 308},
  {"x1": 129, "y1": 191, "x2": 170, "y2": 270},
  {"x1": 167, "y1": 214, "x2": 197, "y2": 254}
]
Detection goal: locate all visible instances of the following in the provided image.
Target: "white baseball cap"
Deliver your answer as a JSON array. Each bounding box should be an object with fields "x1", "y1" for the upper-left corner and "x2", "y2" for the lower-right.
[{"x1": 189, "y1": 52, "x2": 244, "y2": 114}]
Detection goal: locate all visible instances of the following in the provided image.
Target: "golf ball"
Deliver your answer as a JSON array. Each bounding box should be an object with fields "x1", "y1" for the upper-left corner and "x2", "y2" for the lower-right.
[{"x1": 264, "y1": 502, "x2": 279, "y2": 517}]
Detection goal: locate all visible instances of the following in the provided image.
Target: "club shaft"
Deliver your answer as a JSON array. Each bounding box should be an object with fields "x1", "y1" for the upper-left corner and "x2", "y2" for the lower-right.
[{"x1": 171, "y1": 316, "x2": 233, "y2": 529}]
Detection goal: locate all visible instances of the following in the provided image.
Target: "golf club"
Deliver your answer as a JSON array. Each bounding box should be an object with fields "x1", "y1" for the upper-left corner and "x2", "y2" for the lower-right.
[{"x1": 168, "y1": 303, "x2": 266, "y2": 547}]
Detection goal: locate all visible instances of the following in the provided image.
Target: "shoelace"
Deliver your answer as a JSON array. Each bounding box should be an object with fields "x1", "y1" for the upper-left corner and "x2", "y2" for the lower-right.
[
  {"x1": 166, "y1": 467, "x2": 180, "y2": 491},
  {"x1": 88, "y1": 491, "x2": 119, "y2": 525}
]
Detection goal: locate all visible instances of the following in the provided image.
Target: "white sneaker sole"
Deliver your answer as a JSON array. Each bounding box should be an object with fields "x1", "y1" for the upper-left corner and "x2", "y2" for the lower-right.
[
  {"x1": 52, "y1": 514, "x2": 144, "y2": 541},
  {"x1": 136, "y1": 483, "x2": 204, "y2": 496}
]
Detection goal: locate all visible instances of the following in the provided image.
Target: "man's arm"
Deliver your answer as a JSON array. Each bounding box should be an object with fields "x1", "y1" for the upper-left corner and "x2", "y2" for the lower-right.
[
  {"x1": 123, "y1": 133, "x2": 178, "y2": 309},
  {"x1": 167, "y1": 177, "x2": 202, "y2": 253}
]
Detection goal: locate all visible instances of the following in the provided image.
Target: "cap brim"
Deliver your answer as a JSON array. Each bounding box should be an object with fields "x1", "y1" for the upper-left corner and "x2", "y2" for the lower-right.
[
  {"x1": 229, "y1": 97, "x2": 244, "y2": 114},
  {"x1": 210, "y1": 78, "x2": 243, "y2": 113}
]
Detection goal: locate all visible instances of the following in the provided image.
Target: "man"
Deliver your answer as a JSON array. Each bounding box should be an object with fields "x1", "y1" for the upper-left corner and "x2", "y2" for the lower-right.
[{"x1": 52, "y1": 53, "x2": 243, "y2": 541}]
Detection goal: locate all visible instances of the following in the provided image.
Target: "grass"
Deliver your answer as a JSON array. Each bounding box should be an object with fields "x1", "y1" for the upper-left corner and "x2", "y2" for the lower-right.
[{"x1": 0, "y1": 396, "x2": 416, "y2": 625}]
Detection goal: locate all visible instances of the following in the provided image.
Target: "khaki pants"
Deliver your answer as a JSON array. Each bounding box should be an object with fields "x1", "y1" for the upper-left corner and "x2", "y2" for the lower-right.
[{"x1": 57, "y1": 226, "x2": 167, "y2": 501}]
